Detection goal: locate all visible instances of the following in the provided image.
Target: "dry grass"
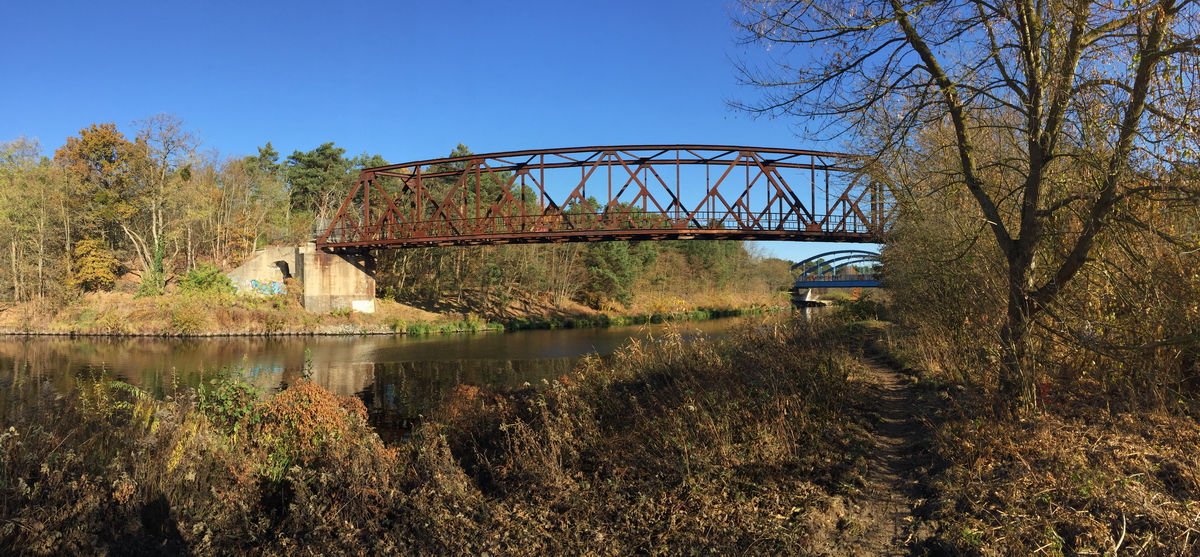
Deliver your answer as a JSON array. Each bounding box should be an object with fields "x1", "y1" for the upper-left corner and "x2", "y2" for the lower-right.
[
  {"x1": 0, "y1": 289, "x2": 783, "y2": 337},
  {"x1": 0, "y1": 291, "x2": 479, "y2": 336},
  {"x1": 0, "y1": 313, "x2": 881, "y2": 555},
  {"x1": 872, "y1": 324, "x2": 1200, "y2": 557},
  {"x1": 917, "y1": 390, "x2": 1200, "y2": 556}
]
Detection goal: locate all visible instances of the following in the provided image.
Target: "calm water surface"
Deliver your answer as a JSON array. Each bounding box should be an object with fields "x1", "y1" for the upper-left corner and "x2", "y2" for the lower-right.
[{"x1": 0, "y1": 317, "x2": 755, "y2": 437}]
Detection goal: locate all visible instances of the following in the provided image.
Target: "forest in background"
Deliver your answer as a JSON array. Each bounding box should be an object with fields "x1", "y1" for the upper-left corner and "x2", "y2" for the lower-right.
[{"x1": 0, "y1": 116, "x2": 794, "y2": 321}]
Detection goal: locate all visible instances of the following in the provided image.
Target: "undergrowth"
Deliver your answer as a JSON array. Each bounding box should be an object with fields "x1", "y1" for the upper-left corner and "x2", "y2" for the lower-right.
[
  {"x1": 504, "y1": 305, "x2": 783, "y2": 330},
  {"x1": 876, "y1": 325, "x2": 1200, "y2": 556},
  {"x1": 0, "y1": 313, "x2": 875, "y2": 555}
]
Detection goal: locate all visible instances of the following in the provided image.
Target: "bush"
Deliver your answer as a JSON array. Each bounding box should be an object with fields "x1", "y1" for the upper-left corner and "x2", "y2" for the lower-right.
[
  {"x1": 821, "y1": 290, "x2": 853, "y2": 302},
  {"x1": 834, "y1": 292, "x2": 885, "y2": 321},
  {"x1": 178, "y1": 263, "x2": 236, "y2": 296},
  {"x1": 197, "y1": 368, "x2": 263, "y2": 435},
  {"x1": 170, "y1": 298, "x2": 207, "y2": 335},
  {"x1": 71, "y1": 239, "x2": 117, "y2": 292}
]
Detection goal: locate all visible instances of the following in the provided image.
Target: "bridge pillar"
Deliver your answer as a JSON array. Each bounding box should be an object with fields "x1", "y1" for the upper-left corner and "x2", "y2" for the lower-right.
[
  {"x1": 227, "y1": 244, "x2": 376, "y2": 314},
  {"x1": 297, "y1": 245, "x2": 376, "y2": 314},
  {"x1": 790, "y1": 287, "x2": 819, "y2": 307}
]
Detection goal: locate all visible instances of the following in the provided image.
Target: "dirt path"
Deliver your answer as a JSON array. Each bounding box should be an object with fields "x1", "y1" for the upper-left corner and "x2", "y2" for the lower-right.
[{"x1": 836, "y1": 355, "x2": 940, "y2": 556}]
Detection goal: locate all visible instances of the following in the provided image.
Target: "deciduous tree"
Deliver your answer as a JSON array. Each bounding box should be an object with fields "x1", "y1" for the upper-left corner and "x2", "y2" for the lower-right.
[
  {"x1": 128, "y1": 113, "x2": 199, "y2": 295},
  {"x1": 54, "y1": 123, "x2": 139, "y2": 242},
  {"x1": 734, "y1": 0, "x2": 1200, "y2": 413}
]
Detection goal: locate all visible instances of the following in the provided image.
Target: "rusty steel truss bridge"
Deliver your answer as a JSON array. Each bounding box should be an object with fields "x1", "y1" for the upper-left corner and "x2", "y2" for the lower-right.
[{"x1": 316, "y1": 145, "x2": 890, "y2": 251}]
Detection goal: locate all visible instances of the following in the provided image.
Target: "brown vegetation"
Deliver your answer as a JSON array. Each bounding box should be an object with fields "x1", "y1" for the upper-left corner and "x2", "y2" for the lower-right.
[
  {"x1": 928, "y1": 403, "x2": 1200, "y2": 554},
  {"x1": 0, "y1": 285, "x2": 785, "y2": 337},
  {"x1": 0, "y1": 313, "x2": 889, "y2": 555},
  {"x1": 873, "y1": 322, "x2": 1200, "y2": 556},
  {"x1": 4, "y1": 296, "x2": 1200, "y2": 555},
  {"x1": 0, "y1": 291, "x2": 452, "y2": 336}
]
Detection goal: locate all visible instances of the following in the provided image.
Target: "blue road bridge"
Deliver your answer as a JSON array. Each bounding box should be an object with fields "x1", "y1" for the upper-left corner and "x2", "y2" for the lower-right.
[{"x1": 791, "y1": 250, "x2": 881, "y2": 290}]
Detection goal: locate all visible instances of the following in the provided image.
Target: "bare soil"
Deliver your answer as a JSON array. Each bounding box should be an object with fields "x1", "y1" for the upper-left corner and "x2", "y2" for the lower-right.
[{"x1": 827, "y1": 352, "x2": 944, "y2": 556}]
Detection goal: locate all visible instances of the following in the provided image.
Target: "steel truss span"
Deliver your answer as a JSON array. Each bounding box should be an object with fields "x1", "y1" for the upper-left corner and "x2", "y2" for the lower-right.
[{"x1": 317, "y1": 145, "x2": 891, "y2": 250}]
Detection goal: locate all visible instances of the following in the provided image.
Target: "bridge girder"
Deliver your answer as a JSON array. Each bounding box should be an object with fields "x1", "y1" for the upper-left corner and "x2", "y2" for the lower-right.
[
  {"x1": 791, "y1": 250, "x2": 881, "y2": 277},
  {"x1": 791, "y1": 249, "x2": 882, "y2": 289},
  {"x1": 317, "y1": 145, "x2": 892, "y2": 250}
]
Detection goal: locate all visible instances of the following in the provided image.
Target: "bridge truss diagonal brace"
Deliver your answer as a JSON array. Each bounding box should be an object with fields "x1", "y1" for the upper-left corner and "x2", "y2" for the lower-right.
[{"x1": 317, "y1": 144, "x2": 892, "y2": 250}]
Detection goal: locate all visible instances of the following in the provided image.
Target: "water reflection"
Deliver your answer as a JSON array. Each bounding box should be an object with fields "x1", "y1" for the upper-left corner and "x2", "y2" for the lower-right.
[
  {"x1": 360, "y1": 358, "x2": 584, "y2": 443},
  {"x1": 0, "y1": 317, "x2": 751, "y2": 430}
]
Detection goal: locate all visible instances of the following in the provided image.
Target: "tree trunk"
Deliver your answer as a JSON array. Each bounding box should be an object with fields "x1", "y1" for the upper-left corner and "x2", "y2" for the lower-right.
[
  {"x1": 999, "y1": 268, "x2": 1036, "y2": 416},
  {"x1": 11, "y1": 242, "x2": 19, "y2": 302},
  {"x1": 62, "y1": 199, "x2": 70, "y2": 278},
  {"x1": 121, "y1": 224, "x2": 153, "y2": 276}
]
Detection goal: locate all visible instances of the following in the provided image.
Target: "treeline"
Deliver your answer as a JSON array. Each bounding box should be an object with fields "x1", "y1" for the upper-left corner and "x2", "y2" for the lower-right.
[
  {"x1": 0, "y1": 115, "x2": 792, "y2": 313},
  {"x1": 0, "y1": 115, "x2": 380, "y2": 300},
  {"x1": 376, "y1": 236, "x2": 791, "y2": 315}
]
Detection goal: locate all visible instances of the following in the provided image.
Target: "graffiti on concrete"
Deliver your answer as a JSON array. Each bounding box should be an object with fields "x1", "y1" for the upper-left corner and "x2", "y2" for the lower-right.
[{"x1": 250, "y1": 280, "x2": 286, "y2": 296}]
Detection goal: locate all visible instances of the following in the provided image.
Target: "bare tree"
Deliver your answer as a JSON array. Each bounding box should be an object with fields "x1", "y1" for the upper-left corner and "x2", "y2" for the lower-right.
[
  {"x1": 733, "y1": 0, "x2": 1200, "y2": 413},
  {"x1": 127, "y1": 114, "x2": 199, "y2": 290}
]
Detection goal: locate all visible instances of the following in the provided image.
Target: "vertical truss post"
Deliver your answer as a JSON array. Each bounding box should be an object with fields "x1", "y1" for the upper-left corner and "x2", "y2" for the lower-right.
[{"x1": 316, "y1": 145, "x2": 887, "y2": 250}]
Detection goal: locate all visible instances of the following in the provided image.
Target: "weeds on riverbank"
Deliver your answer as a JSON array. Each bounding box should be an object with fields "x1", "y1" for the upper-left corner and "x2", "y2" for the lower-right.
[
  {"x1": 403, "y1": 313, "x2": 503, "y2": 335},
  {"x1": 0, "y1": 290, "x2": 498, "y2": 337},
  {"x1": 504, "y1": 305, "x2": 783, "y2": 330},
  {"x1": 0, "y1": 313, "x2": 877, "y2": 555},
  {"x1": 3, "y1": 289, "x2": 775, "y2": 337},
  {"x1": 873, "y1": 325, "x2": 1200, "y2": 556}
]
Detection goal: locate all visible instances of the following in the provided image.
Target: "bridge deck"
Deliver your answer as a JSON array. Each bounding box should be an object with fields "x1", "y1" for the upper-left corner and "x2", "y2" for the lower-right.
[
  {"x1": 317, "y1": 145, "x2": 890, "y2": 250},
  {"x1": 793, "y1": 279, "x2": 881, "y2": 288}
]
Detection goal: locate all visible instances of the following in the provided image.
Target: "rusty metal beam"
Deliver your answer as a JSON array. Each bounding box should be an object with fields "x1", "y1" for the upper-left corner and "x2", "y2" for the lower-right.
[{"x1": 317, "y1": 145, "x2": 890, "y2": 250}]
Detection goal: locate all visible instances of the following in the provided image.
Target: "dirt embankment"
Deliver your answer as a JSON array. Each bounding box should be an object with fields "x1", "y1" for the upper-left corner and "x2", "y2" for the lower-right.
[
  {"x1": 0, "y1": 287, "x2": 784, "y2": 336},
  {"x1": 6, "y1": 308, "x2": 1195, "y2": 555},
  {"x1": 0, "y1": 293, "x2": 479, "y2": 336}
]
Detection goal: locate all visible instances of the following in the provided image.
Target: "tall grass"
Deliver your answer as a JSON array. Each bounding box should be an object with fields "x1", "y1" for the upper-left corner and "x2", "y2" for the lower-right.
[
  {"x1": 504, "y1": 305, "x2": 784, "y2": 330},
  {"x1": 873, "y1": 319, "x2": 1200, "y2": 556},
  {"x1": 0, "y1": 313, "x2": 877, "y2": 555}
]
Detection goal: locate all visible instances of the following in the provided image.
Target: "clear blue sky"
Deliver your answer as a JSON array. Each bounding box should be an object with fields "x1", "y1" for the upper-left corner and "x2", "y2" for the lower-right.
[{"x1": 1, "y1": 0, "x2": 877, "y2": 263}]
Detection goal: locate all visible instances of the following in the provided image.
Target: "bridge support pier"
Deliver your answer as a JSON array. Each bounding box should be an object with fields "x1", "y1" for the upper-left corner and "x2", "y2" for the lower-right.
[
  {"x1": 228, "y1": 244, "x2": 376, "y2": 314},
  {"x1": 299, "y1": 247, "x2": 376, "y2": 314},
  {"x1": 790, "y1": 287, "x2": 821, "y2": 308}
]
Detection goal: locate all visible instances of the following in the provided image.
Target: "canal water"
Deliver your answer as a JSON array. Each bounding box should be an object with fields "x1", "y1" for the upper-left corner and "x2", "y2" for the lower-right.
[{"x1": 0, "y1": 317, "x2": 753, "y2": 438}]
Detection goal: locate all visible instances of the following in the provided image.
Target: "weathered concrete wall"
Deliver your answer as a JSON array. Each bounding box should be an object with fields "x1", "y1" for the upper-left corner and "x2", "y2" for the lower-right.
[
  {"x1": 227, "y1": 246, "x2": 298, "y2": 294},
  {"x1": 227, "y1": 244, "x2": 376, "y2": 314},
  {"x1": 297, "y1": 245, "x2": 376, "y2": 314}
]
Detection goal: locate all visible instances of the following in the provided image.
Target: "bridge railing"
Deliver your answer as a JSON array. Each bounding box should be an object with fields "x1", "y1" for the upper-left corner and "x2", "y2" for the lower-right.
[
  {"x1": 795, "y1": 273, "x2": 880, "y2": 283},
  {"x1": 318, "y1": 145, "x2": 893, "y2": 249},
  {"x1": 319, "y1": 210, "x2": 881, "y2": 244}
]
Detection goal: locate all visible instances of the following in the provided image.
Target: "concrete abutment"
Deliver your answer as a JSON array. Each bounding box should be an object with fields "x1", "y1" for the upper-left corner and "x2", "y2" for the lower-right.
[{"x1": 227, "y1": 244, "x2": 376, "y2": 314}]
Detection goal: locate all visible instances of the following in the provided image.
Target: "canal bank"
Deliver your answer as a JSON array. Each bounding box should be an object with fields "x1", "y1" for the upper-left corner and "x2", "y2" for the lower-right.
[
  {"x1": 0, "y1": 311, "x2": 880, "y2": 555},
  {"x1": 0, "y1": 315, "x2": 761, "y2": 426},
  {"x1": 0, "y1": 289, "x2": 789, "y2": 338}
]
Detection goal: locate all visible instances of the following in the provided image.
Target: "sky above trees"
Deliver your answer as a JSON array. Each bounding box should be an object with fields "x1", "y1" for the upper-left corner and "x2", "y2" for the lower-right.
[{"x1": 1, "y1": 0, "x2": 877, "y2": 262}]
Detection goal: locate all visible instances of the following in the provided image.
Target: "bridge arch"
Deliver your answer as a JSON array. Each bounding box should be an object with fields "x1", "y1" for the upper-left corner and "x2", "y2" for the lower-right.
[
  {"x1": 791, "y1": 249, "x2": 881, "y2": 288},
  {"x1": 317, "y1": 145, "x2": 891, "y2": 250}
]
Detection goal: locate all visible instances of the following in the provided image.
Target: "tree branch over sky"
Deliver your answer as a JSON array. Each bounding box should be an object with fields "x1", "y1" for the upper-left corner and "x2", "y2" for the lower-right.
[{"x1": 733, "y1": 0, "x2": 1200, "y2": 412}]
